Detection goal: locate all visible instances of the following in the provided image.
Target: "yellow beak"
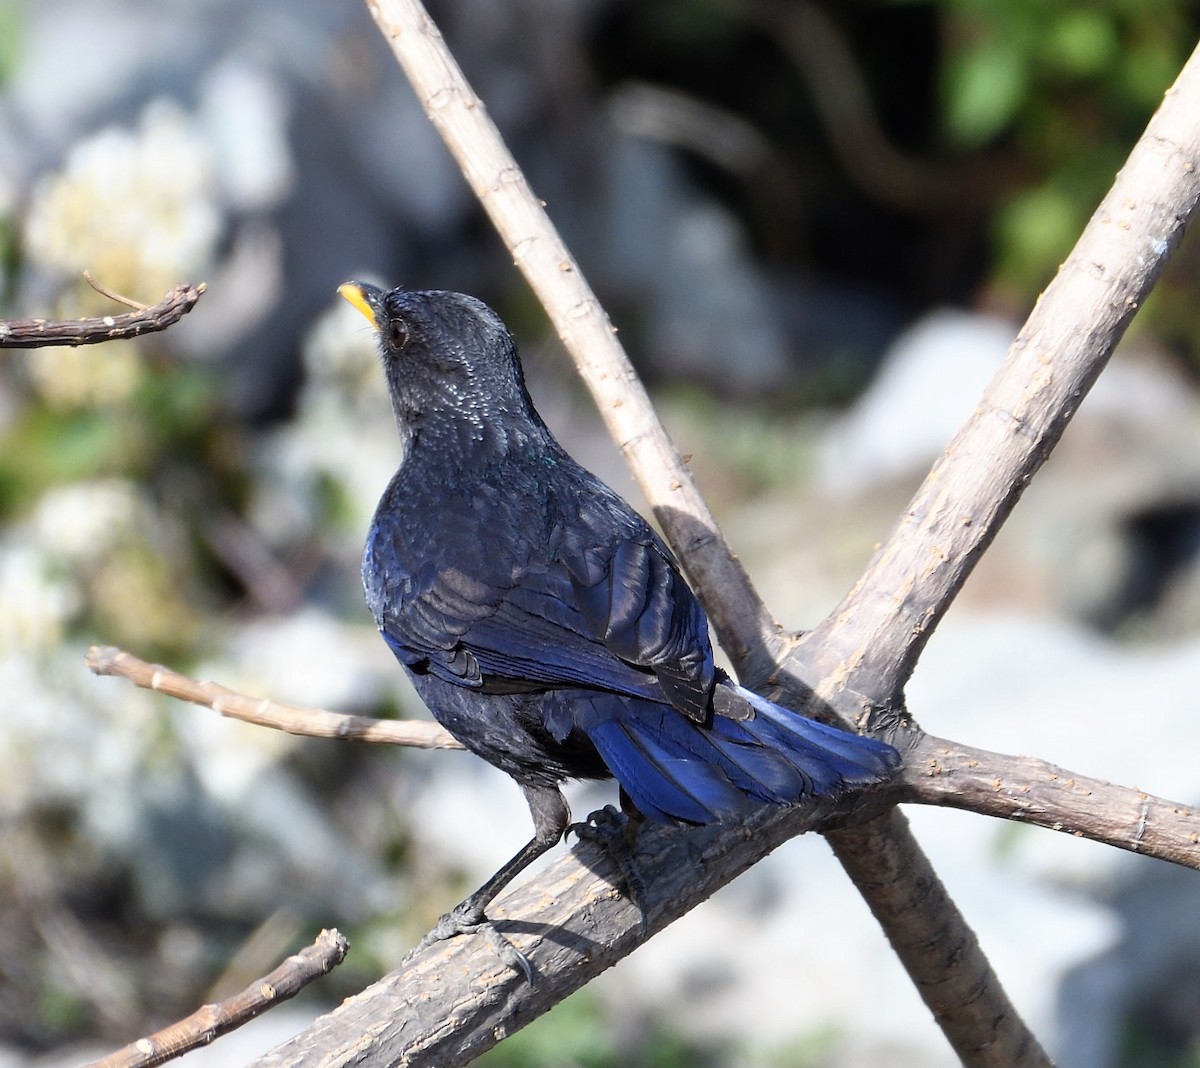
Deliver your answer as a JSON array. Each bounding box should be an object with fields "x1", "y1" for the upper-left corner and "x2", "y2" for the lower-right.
[{"x1": 338, "y1": 282, "x2": 378, "y2": 327}]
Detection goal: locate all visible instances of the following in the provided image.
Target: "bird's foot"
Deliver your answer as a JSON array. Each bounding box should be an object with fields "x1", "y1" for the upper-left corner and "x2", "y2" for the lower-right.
[
  {"x1": 417, "y1": 900, "x2": 533, "y2": 982},
  {"x1": 568, "y1": 804, "x2": 648, "y2": 927}
]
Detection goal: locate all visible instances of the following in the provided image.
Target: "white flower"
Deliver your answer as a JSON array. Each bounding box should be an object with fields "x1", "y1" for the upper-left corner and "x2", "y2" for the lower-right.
[
  {"x1": 0, "y1": 543, "x2": 79, "y2": 654},
  {"x1": 23, "y1": 98, "x2": 222, "y2": 306},
  {"x1": 32, "y1": 479, "x2": 147, "y2": 564}
]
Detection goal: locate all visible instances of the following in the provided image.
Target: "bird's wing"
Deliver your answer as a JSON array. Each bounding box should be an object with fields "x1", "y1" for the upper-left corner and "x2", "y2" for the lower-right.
[
  {"x1": 552, "y1": 509, "x2": 716, "y2": 720},
  {"x1": 364, "y1": 484, "x2": 716, "y2": 719}
]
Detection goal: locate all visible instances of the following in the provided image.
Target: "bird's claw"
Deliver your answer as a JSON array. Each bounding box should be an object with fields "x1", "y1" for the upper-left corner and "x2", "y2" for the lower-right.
[
  {"x1": 569, "y1": 805, "x2": 648, "y2": 927},
  {"x1": 417, "y1": 902, "x2": 534, "y2": 982}
]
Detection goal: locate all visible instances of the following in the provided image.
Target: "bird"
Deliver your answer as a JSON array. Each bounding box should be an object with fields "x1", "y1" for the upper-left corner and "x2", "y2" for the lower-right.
[{"x1": 339, "y1": 281, "x2": 900, "y2": 973}]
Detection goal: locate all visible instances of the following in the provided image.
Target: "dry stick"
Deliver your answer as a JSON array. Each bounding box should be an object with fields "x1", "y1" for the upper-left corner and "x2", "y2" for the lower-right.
[
  {"x1": 907, "y1": 735, "x2": 1200, "y2": 868},
  {"x1": 250, "y1": 739, "x2": 1200, "y2": 1068},
  {"x1": 362, "y1": 0, "x2": 777, "y2": 677},
  {"x1": 85, "y1": 646, "x2": 461, "y2": 750},
  {"x1": 345, "y1": 3, "x2": 1049, "y2": 1067},
  {"x1": 88, "y1": 644, "x2": 1200, "y2": 870},
  {"x1": 0, "y1": 281, "x2": 206, "y2": 348},
  {"x1": 83, "y1": 270, "x2": 150, "y2": 310},
  {"x1": 86, "y1": 929, "x2": 349, "y2": 1068},
  {"x1": 787, "y1": 42, "x2": 1200, "y2": 1067},
  {"x1": 793, "y1": 59, "x2": 1200, "y2": 707}
]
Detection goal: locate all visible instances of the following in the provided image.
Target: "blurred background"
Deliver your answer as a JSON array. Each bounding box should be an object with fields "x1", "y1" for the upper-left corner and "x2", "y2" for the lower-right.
[{"x1": 2, "y1": 1, "x2": 1200, "y2": 1065}]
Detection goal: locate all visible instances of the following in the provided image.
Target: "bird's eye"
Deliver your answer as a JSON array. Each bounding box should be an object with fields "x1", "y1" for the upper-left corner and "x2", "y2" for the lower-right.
[{"x1": 388, "y1": 317, "x2": 409, "y2": 349}]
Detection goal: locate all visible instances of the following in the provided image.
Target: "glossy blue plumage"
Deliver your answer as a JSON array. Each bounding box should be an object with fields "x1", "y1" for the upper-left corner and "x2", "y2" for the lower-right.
[{"x1": 356, "y1": 286, "x2": 899, "y2": 828}]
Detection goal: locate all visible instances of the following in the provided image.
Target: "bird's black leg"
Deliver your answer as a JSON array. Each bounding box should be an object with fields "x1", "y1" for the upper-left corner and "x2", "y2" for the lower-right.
[
  {"x1": 568, "y1": 787, "x2": 648, "y2": 926},
  {"x1": 417, "y1": 783, "x2": 570, "y2": 980}
]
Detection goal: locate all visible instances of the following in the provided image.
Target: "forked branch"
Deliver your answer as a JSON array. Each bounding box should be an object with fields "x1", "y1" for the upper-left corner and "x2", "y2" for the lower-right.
[
  {"x1": 86, "y1": 929, "x2": 349, "y2": 1068},
  {"x1": 84, "y1": 7, "x2": 1200, "y2": 1066},
  {"x1": 278, "y1": 4, "x2": 1192, "y2": 1066},
  {"x1": 0, "y1": 280, "x2": 205, "y2": 348}
]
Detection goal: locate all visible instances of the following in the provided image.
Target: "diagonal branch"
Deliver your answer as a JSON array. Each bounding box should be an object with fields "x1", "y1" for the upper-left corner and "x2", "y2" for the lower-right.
[
  {"x1": 249, "y1": 791, "x2": 888, "y2": 1068},
  {"x1": 792, "y1": 47, "x2": 1200, "y2": 708},
  {"x1": 86, "y1": 929, "x2": 349, "y2": 1068},
  {"x1": 764, "y1": 40, "x2": 1200, "y2": 1064},
  {"x1": 0, "y1": 281, "x2": 206, "y2": 348},
  {"x1": 245, "y1": 734, "x2": 1198, "y2": 1068}
]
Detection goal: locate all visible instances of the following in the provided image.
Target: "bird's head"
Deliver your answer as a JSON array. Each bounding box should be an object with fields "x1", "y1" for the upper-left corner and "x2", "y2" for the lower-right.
[{"x1": 338, "y1": 282, "x2": 537, "y2": 451}]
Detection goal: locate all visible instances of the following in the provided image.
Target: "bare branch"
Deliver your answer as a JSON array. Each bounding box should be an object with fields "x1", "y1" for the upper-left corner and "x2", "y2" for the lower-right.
[
  {"x1": 86, "y1": 644, "x2": 1193, "y2": 1068},
  {"x1": 245, "y1": 745, "x2": 1197, "y2": 1067},
  {"x1": 85, "y1": 646, "x2": 462, "y2": 750},
  {"x1": 906, "y1": 735, "x2": 1200, "y2": 869},
  {"x1": 243, "y1": 743, "x2": 1199, "y2": 1068},
  {"x1": 0, "y1": 281, "x2": 205, "y2": 349},
  {"x1": 86, "y1": 928, "x2": 349, "y2": 1068},
  {"x1": 771, "y1": 43, "x2": 1200, "y2": 1064},
  {"x1": 247, "y1": 795, "x2": 880, "y2": 1068},
  {"x1": 794, "y1": 47, "x2": 1200, "y2": 709},
  {"x1": 88, "y1": 646, "x2": 1200, "y2": 870}
]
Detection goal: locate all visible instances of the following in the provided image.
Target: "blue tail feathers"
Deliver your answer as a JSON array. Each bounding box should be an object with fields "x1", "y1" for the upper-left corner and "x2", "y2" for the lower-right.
[{"x1": 582, "y1": 682, "x2": 899, "y2": 825}]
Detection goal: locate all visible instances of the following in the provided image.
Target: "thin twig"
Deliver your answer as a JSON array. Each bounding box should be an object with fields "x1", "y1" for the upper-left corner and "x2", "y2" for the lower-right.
[
  {"x1": 0, "y1": 281, "x2": 205, "y2": 348},
  {"x1": 89, "y1": 644, "x2": 1200, "y2": 869},
  {"x1": 83, "y1": 270, "x2": 150, "y2": 310},
  {"x1": 85, "y1": 646, "x2": 462, "y2": 750},
  {"x1": 85, "y1": 929, "x2": 350, "y2": 1068}
]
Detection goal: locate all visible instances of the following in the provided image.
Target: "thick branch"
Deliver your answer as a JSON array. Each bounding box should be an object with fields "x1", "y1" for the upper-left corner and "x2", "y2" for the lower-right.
[
  {"x1": 247, "y1": 793, "x2": 880, "y2": 1068},
  {"x1": 794, "y1": 47, "x2": 1200, "y2": 708},
  {"x1": 86, "y1": 648, "x2": 1192, "y2": 1067},
  {"x1": 85, "y1": 646, "x2": 461, "y2": 750},
  {"x1": 88, "y1": 929, "x2": 349, "y2": 1068},
  {"x1": 0, "y1": 282, "x2": 205, "y2": 348},
  {"x1": 771, "y1": 45, "x2": 1200, "y2": 1062},
  {"x1": 246, "y1": 746, "x2": 1198, "y2": 1068},
  {"x1": 824, "y1": 809, "x2": 1038, "y2": 1061}
]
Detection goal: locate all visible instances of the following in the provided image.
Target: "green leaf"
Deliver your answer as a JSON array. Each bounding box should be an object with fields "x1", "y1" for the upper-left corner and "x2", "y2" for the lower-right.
[
  {"x1": 942, "y1": 38, "x2": 1028, "y2": 147},
  {"x1": 1043, "y1": 11, "x2": 1118, "y2": 79}
]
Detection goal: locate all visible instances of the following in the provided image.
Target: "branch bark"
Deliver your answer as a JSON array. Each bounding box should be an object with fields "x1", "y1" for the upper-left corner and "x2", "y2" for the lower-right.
[
  {"x1": 88, "y1": 929, "x2": 349, "y2": 1068},
  {"x1": 249, "y1": 795, "x2": 880, "y2": 1068},
  {"x1": 907, "y1": 735, "x2": 1200, "y2": 868},
  {"x1": 792, "y1": 58, "x2": 1200, "y2": 706},
  {"x1": 0, "y1": 281, "x2": 205, "y2": 348},
  {"x1": 246, "y1": 9, "x2": 1200, "y2": 1067},
  {"x1": 247, "y1": 735, "x2": 1200, "y2": 1068},
  {"x1": 85, "y1": 645, "x2": 461, "y2": 750}
]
